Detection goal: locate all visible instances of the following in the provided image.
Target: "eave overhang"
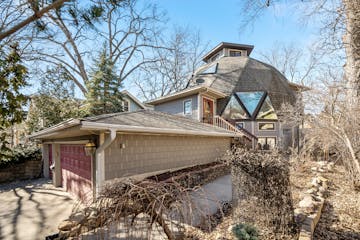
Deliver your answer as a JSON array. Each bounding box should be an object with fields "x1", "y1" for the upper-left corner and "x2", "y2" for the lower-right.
[{"x1": 146, "y1": 86, "x2": 227, "y2": 105}]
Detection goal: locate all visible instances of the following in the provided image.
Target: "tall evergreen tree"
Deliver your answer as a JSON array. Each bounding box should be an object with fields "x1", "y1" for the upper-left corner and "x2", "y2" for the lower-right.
[
  {"x1": 0, "y1": 44, "x2": 28, "y2": 157},
  {"x1": 86, "y1": 50, "x2": 123, "y2": 116}
]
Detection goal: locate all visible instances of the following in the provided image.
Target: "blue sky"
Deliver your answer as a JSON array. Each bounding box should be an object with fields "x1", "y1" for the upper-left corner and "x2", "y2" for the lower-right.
[
  {"x1": 153, "y1": 0, "x2": 318, "y2": 57},
  {"x1": 27, "y1": 0, "x2": 320, "y2": 98}
]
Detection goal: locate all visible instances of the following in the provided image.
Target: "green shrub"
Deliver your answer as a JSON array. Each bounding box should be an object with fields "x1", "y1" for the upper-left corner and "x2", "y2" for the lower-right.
[
  {"x1": 0, "y1": 144, "x2": 41, "y2": 168},
  {"x1": 232, "y1": 223, "x2": 259, "y2": 240}
]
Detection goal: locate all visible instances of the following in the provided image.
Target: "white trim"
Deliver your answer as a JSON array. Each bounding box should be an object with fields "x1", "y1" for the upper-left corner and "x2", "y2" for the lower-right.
[
  {"x1": 29, "y1": 119, "x2": 81, "y2": 139},
  {"x1": 258, "y1": 122, "x2": 276, "y2": 131},
  {"x1": 197, "y1": 94, "x2": 201, "y2": 121},
  {"x1": 183, "y1": 99, "x2": 192, "y2": 116},
  {"x1": 95, "y1": 129, "x2": 117, "y2": 197},
  {"x1": 42, "y1": 140, "x2": 89, "y2": 145}
]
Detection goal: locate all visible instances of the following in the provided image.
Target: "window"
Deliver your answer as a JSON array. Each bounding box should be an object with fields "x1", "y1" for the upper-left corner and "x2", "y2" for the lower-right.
[
  {"x1": 200, "y1": 63, "x2": 218, "y2": 74},
  {"x1": 235, "y1": 122, "x2": 244, "y2": 130},
  {"x1": 122, "y1": 100, "x2": 129, "y2": 112},
  {"x1": 236, "y1": 92, "x2": 264, "y2": 116},
  {"x1": 230, "y1": 50, "x2": 242, "y2": 57},
  {"x1": 221, "y1": 95, "x2": 248, "y2": 120},
  {"x1": 257, "y1": 137, "x2": 276, "y2": 150},
  {"x1": 256, "y1": 96, "x2": 278, "y2": 120},
  {"x1": 184, "y1": 99, "x2": 192, "y2": 115},
  {"x1": 210, "y1": 53, "x2": 220, "y2": 62},
  {"x1": 259, "y1": 123, "x2": 275, "y2": 130}
]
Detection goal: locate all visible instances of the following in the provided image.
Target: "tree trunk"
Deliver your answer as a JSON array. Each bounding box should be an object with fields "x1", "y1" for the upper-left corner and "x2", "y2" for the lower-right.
[{"x1": 343, "y1": 0, "x2": 360, "y2": 107}]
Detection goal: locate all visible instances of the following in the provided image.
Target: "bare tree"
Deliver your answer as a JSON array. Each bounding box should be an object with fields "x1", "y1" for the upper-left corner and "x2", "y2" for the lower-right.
[
  {"x1": 28, "y1": 0, "x2": 165, "y2": 97},
  {"x1": 0, "y1": 0, "x2": 69, "y2": 42},
  {"x1": 257, "y1": 42, "x2": 320, "y2": 86},
  {"x1": 134, "y1": 26, "x2": 209, "y2": 101},
  {"x1": 238, "y1": 0, "x2": 360, "y2": 105}
]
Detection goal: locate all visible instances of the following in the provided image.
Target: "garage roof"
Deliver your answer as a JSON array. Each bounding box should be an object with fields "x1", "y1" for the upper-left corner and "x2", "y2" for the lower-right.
[{"x1": 30, "y1": 110, "x2": 243, "y2": 139}]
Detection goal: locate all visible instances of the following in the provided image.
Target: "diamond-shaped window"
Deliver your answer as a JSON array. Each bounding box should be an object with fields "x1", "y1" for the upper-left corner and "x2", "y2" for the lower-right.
[
  {"x1": 256, "y1": 96, "x2": 278, "y2": 120},
  {"x1": 236, "y1": 92, "x2": 264, "y2": 116},
  {"x1": 221, "y1": 95, "x2": 248, "y2": 120}
]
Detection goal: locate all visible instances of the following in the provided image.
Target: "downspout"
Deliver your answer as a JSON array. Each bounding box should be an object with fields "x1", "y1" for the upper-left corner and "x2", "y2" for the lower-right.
[{"x1": 95, "y1": 129, "x2": 117, "y2": 197}]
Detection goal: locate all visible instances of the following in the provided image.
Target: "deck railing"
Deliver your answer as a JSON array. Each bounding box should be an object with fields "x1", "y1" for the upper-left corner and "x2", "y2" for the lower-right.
[
  {"x1": 203, "y1": 115, "x2": 257, "y2": 140},
  {"x1": 213, "y1": 115, "x2": 240, "y2": 133}
]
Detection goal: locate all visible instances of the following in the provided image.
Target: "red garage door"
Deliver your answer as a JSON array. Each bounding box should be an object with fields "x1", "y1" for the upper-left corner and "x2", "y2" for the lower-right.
[{"x1": 60, "y1": 145, "x2": 92, "y2": 202}]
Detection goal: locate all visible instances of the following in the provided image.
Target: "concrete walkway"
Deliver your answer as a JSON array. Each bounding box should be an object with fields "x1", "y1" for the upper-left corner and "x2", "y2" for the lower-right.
[
  {"x1": 0, "y1": 178, "x2": 75, "y2": 240},
  {"x1": 173, "y1": 174, "x2": 232, "y2": 226}
]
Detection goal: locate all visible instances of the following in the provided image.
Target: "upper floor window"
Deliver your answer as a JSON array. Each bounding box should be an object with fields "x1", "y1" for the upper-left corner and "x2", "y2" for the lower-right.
[
  {"x1": 258, "y1": 122, "x2": 275, "y2": 130},
  {"x1": 184, "y1": 99, "x2": 192, "y2": 115},
  {"x1": 122, "y1": 100, "x2": 129, "y2": 112},
  {"x1": 230, "y1": 50, "x2": 242, "y2": 57}
]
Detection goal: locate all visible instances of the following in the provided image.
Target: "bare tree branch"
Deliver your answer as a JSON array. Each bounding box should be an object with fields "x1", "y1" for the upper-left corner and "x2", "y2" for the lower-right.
[{"x1": 0, "y1": 0, "x2": 69, "y2": 41}]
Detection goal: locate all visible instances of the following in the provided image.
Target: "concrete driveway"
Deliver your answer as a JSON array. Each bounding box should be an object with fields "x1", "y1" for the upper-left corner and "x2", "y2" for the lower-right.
[{"x1": 0, "y1": 178, "x2": 75, "y2": 240}]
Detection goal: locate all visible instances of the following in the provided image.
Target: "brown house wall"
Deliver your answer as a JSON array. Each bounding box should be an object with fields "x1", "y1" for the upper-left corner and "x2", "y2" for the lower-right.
[{"x1": 104, "y1": 134, "x2": 231, "y2": 180}]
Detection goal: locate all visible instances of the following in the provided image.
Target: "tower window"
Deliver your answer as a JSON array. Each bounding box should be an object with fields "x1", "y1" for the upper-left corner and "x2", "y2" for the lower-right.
[{"x1": 230, "y1": 50, "x2": 242, "y2": 57}]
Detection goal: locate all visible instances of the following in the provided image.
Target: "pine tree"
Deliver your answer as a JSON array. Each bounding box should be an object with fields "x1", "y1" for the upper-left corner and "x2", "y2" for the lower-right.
[
  {"x1": 0, "y1": 44, "x2": 28, "y2": 157},
  {"x1": 86, "y1": 50, "x2": 123, "y2": 116}
]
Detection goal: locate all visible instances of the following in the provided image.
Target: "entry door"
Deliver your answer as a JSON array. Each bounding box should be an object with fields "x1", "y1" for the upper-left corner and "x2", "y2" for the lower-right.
[{"x1": 203, "y1": 98, "x2": 214, "y2": 124}]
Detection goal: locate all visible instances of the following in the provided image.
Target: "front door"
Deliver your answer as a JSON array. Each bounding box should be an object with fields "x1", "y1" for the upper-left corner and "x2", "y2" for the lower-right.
[{"x1": 202, "y1": 98, "x2": 214, "y2": 124}]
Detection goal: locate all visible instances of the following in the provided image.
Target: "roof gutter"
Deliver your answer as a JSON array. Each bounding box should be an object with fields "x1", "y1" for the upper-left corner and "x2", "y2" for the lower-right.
[{"x1": 28, "y1": 119, "x2": 81, "y2": 139}]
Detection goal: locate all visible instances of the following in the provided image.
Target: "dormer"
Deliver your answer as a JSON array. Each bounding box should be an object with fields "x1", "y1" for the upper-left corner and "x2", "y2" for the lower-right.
[{"x1": 202, "y1": 42, "x2": 254, "y2": 63}]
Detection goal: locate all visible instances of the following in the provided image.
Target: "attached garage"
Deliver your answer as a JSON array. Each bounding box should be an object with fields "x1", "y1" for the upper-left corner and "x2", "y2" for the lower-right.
[
  {"x1": 31, "y1": 110, "x2": 243, "y2": 201},
  {"x1": 60, "y1": 145, "x2": 92, "y2": 201}
]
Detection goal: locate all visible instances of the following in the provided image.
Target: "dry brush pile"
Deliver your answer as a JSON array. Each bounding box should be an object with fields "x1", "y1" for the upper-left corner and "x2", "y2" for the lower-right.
[
  {"x1": 58, "y1": 163, "x2": 230, "y2": 239},
  {"x1": 225, "y1": 148, "x2": 296, "y2": 239}
]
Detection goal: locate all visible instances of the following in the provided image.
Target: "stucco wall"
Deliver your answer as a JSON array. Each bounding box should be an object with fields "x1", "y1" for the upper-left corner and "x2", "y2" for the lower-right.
[
  {"x1": 153, "y1": 94, "x2": 199, "y2": 120},
  {"x1": 104, "y1": 134, "x2": 231, "y2": 180}
]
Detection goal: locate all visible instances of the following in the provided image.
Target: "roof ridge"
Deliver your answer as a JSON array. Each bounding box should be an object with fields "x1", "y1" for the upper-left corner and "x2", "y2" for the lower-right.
[{"x1": 83, "y1": 109, "x2": 147, "y2": 121}]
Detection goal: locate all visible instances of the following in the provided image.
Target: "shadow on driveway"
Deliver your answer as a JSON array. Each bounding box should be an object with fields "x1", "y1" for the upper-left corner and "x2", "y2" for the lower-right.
[{"x1": 0, "y1": 178, "x2": 75, "y2": 240}]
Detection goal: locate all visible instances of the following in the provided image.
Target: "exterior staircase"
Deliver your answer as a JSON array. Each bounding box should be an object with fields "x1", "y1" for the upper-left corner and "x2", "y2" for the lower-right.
[{"x1": 208, "y1": 115, "x2": 257, "y2": 140}]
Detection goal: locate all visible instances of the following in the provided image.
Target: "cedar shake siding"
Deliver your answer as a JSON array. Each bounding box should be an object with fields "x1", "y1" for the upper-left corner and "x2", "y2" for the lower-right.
[{"x1": 104, "y1": 134, "x2": 231, "y2": 180}]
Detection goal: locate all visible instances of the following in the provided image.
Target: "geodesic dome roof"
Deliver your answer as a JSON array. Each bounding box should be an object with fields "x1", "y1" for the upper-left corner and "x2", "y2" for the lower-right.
[{"x1": 187, "y1": 56, "x2": 297, "y2": 114}]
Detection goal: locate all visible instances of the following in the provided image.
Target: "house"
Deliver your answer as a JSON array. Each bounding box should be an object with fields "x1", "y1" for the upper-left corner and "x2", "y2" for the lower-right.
[
  {"x1": 147, "y1": 42, "x2": 309, "y2": 150},
  {"x1": 29, "y1": 43, "x2": 307, "y2": 201},
  {"x1": 30, "y1": 110, "x2": 242, "y2": 201},
  {"x1": 120, "y1": 90, "x2": 147, "y2": 112}
]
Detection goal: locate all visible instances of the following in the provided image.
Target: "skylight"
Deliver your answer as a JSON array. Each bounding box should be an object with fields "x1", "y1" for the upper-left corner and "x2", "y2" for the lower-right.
[{"x1": 200, "y1": 63, "x2": 218, "y2": 74}]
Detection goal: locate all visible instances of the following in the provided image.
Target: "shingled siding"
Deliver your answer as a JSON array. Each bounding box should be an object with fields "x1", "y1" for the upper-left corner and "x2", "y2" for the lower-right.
[
  {"x1": 104, "y1": 134, "x2": 231, "y2": 180},
  {"x1": 153, "y1": 94, "x2": 199, "y2": 120}
]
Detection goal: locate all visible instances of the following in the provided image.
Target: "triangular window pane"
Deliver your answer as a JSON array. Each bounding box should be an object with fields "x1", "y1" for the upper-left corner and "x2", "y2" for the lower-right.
[
  {"x1": 236, "y1": 92, "x2": 264, "y2": 116},
  {"x1": 256, "y1": 96, "x2": 278, "y2": 120},
  {"x1": 200, "y1": 63, "x2": 218, "y2": 74},
  {"x1": 221, "y1": 95, "x2": 248, "y2": 119}
]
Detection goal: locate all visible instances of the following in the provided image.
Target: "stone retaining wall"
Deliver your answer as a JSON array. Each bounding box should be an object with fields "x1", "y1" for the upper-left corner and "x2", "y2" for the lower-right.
[
  {"x1": 295, "y1": 161, "x2": 333, "y2": 240},
  {"x1": 0, "y1": 159, "x2": 42, "y2": 183}
]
